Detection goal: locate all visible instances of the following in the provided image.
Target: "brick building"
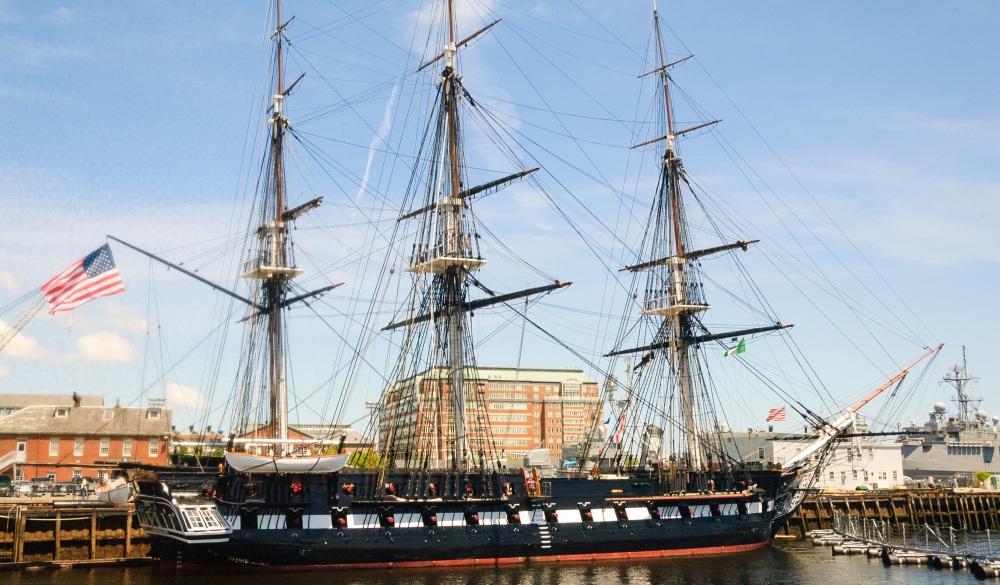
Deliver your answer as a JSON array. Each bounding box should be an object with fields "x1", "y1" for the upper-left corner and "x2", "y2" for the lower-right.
[
  {"x1": 379, "y1": 367, "x2": 602, "y2": 467},
  {"x1": 0, "y1": 394, "x2": 171, "y2": 482}
]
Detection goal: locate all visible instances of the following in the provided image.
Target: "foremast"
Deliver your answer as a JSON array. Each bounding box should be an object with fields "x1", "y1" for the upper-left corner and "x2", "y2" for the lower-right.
[
  {"x1": 603, "y1": 7, "x2": 790, "y2": 477},
  {"x1": 649, "y1": 9, "x2": 706, "y2": 470}
]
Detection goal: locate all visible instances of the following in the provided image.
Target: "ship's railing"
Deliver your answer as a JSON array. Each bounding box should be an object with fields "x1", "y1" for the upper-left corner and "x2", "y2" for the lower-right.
[
  {"x1": 642, "y1": 293, "x2": 709, "y2": 315},
  {"x1": 407, "y1": 244, "x2": 444, "y2": 266},
  {"x1": 242, "y1": 252, "x2": 268, "y2": 274},
  {"x1": 132, "y1": 490, "x2": 231, "y2": 543},
  {"x1": 230, "y1": 437, "x2": 345, "y2": 456},
  {"x1": 833, "y1": 511, "x2": 1000, "y2": 558}
]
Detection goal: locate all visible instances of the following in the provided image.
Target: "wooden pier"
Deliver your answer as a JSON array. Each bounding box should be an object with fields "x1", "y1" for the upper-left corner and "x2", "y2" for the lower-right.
[
  {"x1": 0, "y1": 502, "x2": 154, "y2": 569},
  {"x1": 782, "y1": 488, "x2": 1000, "y2": 537}
]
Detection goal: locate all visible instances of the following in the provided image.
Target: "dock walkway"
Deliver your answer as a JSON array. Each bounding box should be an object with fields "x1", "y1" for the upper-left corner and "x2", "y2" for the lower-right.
[{"x1": 0, "y1": 497, "x2": 152, "y2": 569}]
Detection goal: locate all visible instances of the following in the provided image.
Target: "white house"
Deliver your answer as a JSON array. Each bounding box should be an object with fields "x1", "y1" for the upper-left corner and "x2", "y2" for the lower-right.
[{"x1": 717, "y1": 418, "x2": 903, "y2": 491}]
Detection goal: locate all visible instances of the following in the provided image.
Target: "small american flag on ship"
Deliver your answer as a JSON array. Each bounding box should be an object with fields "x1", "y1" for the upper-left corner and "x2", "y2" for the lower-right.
[{"x1": 766, "y1": 406, "x2": 786, "y2": 422}]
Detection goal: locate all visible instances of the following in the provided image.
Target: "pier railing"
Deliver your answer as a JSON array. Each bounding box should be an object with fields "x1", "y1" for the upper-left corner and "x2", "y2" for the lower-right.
[{"x1": 833, "y1": 510, "x2": 1000, "y2": 558}]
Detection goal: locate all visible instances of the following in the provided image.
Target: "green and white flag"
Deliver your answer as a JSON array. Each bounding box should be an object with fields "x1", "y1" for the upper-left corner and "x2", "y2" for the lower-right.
[{"x1": 724, "y1": 338, "x2": 745, "y2": 357}]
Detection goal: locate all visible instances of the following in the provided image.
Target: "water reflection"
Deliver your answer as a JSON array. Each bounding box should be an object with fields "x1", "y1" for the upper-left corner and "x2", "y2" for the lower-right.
[{"x1": 4, "y1": 540, "x2": 978, "y2": 585}]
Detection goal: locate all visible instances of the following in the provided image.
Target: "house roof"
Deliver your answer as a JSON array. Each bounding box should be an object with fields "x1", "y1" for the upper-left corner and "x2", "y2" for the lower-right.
[
  {"x1": 475, "y1": 367, "x2": 597, "y2": 384},
  {"x1": 0, "y1": 404, "x2": 171, "y2": 437},
  {"x1": 291, "y1": 424, "x2": 366, "y2": 444},
  {"x1": 396, "y1": 367, "x2": 597, "y2": 387},
  {"x1": 0, "y1": 393, "x2": 104, "y2": 409}
]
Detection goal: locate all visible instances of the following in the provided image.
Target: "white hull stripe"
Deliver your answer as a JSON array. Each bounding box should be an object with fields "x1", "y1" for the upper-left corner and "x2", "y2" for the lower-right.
[{"x1": 223, "y1": 500, "x2": 772, "y2": 531}]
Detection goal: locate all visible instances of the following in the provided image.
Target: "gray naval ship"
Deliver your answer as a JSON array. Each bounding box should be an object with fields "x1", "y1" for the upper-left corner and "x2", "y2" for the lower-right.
[{"x1": 899, "y1": 348, "x2": 1000, "y2": 482}]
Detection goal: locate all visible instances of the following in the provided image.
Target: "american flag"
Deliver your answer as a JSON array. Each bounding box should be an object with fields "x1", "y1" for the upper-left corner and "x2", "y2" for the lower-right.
[
  {"x1": 41, "y1": 244, "x2": 125, "y2": 314},
  {"x1": 766, "y1": 406, "x2": 786, "y2": 422},
  {"x1": 613, "y1": 410, "x2": 627, "y2": 444}
]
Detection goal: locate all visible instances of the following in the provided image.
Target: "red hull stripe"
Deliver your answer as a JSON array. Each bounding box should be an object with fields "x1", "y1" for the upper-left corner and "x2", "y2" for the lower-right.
[{"x1": 174, "y1": 541, "x2": 771, "y2": 573}]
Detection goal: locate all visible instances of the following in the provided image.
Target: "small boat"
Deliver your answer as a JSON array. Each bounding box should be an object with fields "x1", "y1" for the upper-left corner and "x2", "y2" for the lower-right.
[
  {"x1": 95, "y1": 477, "x2": 131, "y2": 506},
  {"x1": 224, "y1": 448, "x2": 349, "y2": 474}
]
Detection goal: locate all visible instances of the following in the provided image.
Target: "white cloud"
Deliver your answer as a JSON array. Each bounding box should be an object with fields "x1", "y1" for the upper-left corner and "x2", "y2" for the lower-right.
[
  {"x1": 0, "y1": 1, "x2": 16, "y2": 23},
  {"x1": 165, "y1": 382, "x2": 208, "y2": 411},
  {"x1": 110, "y1": 308, "x2": 149, "y2": 336},
  {"x1": 0, "y1": 270, "x2": 17, "y2": 292},
  {"x1": 46, "y1": 7, "x2": 73, "y2": 25},
  {"x1": 5, "y1": 37, "x2": 88, "y2": 69},
  {"x1": 0, "y1": 319, "x2": 50, "y2": 359},
  {"x1": 72, "y1": 331, "x2": 134, "y2": 363}
]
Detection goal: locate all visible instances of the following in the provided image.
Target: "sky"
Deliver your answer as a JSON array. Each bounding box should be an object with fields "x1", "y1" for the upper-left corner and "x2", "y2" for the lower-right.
[{"x1": 1, "y1": 1, "x2": 999, "y2": 438}]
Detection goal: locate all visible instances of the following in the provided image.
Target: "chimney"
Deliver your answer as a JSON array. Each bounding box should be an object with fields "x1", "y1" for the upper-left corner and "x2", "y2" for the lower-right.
[{"x1": 72, "y1": 392, "x2": 82, "y2": 407}]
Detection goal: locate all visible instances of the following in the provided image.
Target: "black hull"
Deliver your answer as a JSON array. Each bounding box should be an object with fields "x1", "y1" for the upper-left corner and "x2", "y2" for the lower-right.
[
  {"x1": 131, "y1": 467, "x2": 789, "y2": 571},
  {"x1": 163, "y1": 514, "x2": 773, "y2": 569}
]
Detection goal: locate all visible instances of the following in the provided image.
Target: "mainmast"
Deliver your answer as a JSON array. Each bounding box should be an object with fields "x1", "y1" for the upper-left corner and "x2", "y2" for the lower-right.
[
  {"x1": 403, "y1": 0, "x2": 479, "y2": 471},
  {"x1": 392, "y1": 1, "x2": 566, "y2": 471},
  {"x1": 242, "y1": 0, "x2": 301, "y2": 452},
  {"x1": 442, "y1": 0, "x2": 469, "y2": 471}
]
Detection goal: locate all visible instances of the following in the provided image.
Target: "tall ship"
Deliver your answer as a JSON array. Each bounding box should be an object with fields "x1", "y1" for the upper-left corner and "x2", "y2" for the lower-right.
[
  {"x1": 900, "y1": 348, "x2": 1000, "y2": 482},
  {"x1": 117, "y1": 0, "x2": 941, "y2": 570}
]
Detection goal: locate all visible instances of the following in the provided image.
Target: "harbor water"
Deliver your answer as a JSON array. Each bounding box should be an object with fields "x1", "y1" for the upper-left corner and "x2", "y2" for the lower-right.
[{"x1": 3, "y1": 539, "x2": 978, "y2": 585}]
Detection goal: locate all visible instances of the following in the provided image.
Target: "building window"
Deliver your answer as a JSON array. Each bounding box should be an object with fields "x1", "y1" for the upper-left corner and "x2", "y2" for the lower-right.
[
  {"x1": 892, "y1": 470, "x2": 898, "y2": 481},
  {"x1": 73, "y1": 469, "x2": 82, "y2": 481},
  {"x1": 149, "y1": 440, "x2": 159, "y2": 457},
  {"x1": 147, "y1": 409, "x2": 160, "y2": 419},
  {"x1": 123, "y1": 438, "x2": 133, "y2": 457},
  {"x1": 100, "y1": 438, "x2": 110, "y2": 457},
  {"x1": 47, "y1": 472, "x2": 56, "y2": 482},
  {"x1": 74, "y1": 438, "x2": 84, "y2": 456},
  {"x1": 49, "y1": 437, "x2": 60, "y2": 456},
  {"x1": 103, "y1": 410, "x2": 114, "y2": 420},
  {"x1": 54, "y1": 408, "x2": 69, "y2": 418},
  {"x1": 758, "y1": 447, "x2": 765, "y2": 461}
]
